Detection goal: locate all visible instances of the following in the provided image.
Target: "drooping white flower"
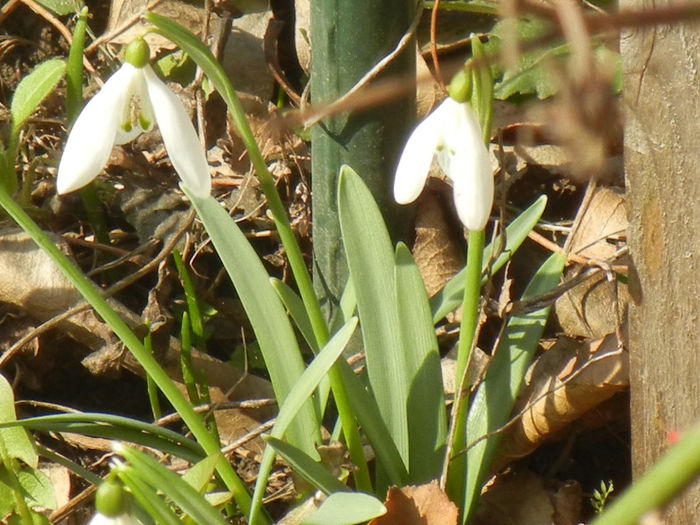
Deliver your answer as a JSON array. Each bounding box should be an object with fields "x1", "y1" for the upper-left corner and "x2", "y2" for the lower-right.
[
  {"x1": 394, "y1": 97, "x2": 493, "y2": 231},
  {"x1": 57, "y1": 38, "x2": 211, "y2": 198},
  {"x1": 87, "y1": 512, "x2": 140, "y2": 525}
]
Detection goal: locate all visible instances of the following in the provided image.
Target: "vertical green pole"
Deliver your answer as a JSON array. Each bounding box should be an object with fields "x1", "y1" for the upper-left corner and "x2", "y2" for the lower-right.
[{"x1": 311, "y1": 0, "x2": 417, "y2": 310}]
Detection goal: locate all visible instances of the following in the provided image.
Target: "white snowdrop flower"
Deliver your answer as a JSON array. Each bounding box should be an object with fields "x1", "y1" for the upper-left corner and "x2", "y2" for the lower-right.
[
  {"x1": 57, "y1": 38, "x2": 211, "y2": 198},
  {"x1": 87, "y1": 512, "x2": 140, "y2": 525},
  {"x1": 394, "y1": 97, "x2": 493, "y2": 231}
]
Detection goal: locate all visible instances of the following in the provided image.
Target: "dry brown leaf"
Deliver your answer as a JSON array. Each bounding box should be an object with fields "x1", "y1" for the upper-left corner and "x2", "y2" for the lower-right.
[
  {"x1": 40, "y1": 463, "x2": 72, "y2": 509},
  {"x1": 475, "y1": 470, "x2": 582, "y2": 525},
  {"x1": 107, "y1": 0, "x2": 226, "y2": 53},
  {"x1": 493, "y1": 334, "x2": 628, "y2": 469},
  {"x1": 555, "y1": 186, "x2": 629, "y2": 339},
  {"x1": 412, "y1": 191, "x2": 464, "y2": 298},
  {"x1": 369, "y1": 481, "x2": 459, "y2": 525},
  {"x1": 0, "y1": 227, "x2": 275, "y2": 450}
]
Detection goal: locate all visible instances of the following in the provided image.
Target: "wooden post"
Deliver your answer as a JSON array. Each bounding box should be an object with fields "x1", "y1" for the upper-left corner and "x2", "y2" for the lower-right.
[{"x1": 621, "y1": 4, "x2": 700, "y2": 522}]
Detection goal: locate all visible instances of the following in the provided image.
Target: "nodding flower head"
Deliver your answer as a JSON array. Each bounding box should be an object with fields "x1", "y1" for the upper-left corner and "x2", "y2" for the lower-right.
[
  {"x1": 393, "y1": 97, "x2": 493, "y2": 231},
  {"x1": 57, "y1": 38, "x2": 211, "y2": 199}
]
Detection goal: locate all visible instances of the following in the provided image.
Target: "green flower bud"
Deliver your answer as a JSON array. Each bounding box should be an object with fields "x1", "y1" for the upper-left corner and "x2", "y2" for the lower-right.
[
  {"x1": 95, "y1": 479, "x2": 130, "y2": 518},
  {"x1": 448, "y1": 68, "x2": 472, "y2": 103},
  {"x1": 124, "y1": 38, "x2": 150, "y2": 69}
]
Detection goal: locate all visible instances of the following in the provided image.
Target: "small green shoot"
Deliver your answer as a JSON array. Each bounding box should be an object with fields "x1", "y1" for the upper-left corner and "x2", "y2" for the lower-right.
[{"x1": 592, "y1": 480, "x2": 615, "y2": 514}]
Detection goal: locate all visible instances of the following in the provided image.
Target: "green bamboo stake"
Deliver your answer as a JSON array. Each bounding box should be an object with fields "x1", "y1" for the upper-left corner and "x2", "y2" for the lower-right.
[{"x1": 310, "y1": 0, "x2": 417, "y2": 310}]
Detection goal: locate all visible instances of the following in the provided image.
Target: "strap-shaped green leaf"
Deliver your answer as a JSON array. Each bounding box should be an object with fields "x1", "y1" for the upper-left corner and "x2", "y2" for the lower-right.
[
  {"x1": 185, "y1": 189, "x2": 320, "y2": 457},
  {"x1": 461, "y1": 252, "x2": 566, "y2": 522},
  {"x1": 263, "y1": 436, "x2": 347, "y2": 495},
  {"x1": 395, "y1": 243, "x2": 447, "y2": 483},
  {"x1": 338, "y1": 165, "x2": 409, "y2": 466},
  {"x1": 250, "y1": 318, "x2": 358, "y2": 523}
]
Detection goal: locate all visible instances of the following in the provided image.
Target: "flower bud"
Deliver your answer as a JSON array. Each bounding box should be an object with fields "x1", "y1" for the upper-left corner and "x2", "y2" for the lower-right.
[
  {"x1": 124, "y1": 38, "x2": 150, "y2": 69},
  {"x1": 95, "y1": 479, "x2": 130, "y2": 518}
]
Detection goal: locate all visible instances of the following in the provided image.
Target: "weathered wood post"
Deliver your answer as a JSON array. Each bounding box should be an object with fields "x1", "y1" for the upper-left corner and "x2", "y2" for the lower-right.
[{"x1": 621, "y1": 4, "x2": 700, "y2": 522}]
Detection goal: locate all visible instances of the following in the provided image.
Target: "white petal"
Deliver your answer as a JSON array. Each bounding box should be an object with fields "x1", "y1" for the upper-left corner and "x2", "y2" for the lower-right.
[
  {"x1": 56, "y1": 65, "x2": 135, "y2": 194},
  {"x1": 142, "y1": 66, "x2": 211, "y2": 198},
  {"x1": 393, "y1": 101, "x2": 447, "y2": 204},
  {"x1": 451, "y1": 143, "x2": 493, "y2": 231},
  {"x1": 115, "y1": 67, "x2": 154, "y2": 145},
  {"x1": 88, "y1": 512, "x2": 139, "y2": 525},
  {"x1": 436, "y1": 98, "x2": 484, "y2": 182}
]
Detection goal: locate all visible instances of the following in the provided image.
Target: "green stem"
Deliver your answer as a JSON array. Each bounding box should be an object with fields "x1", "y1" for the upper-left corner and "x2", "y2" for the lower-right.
[
  {"x1": 0, "y1": 441, "x2": 34, "y2": 524},
  {"x1": 0, "y1": 185, "x2": 262, "y2": 521},
  {"x1": 591, "y1": 419, "x2": 700, "y2": 525},
  {"x1": 446, "y1": 228, "x2": 485, "y2": 508},
  {"x1": 65, "y1": 6, "x2": 88, "y2": 123}
]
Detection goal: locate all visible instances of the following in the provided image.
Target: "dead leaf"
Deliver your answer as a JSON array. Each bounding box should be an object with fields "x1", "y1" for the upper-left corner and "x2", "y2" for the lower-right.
[
  {"x1": 369, "y1": 481, "x2": 459, "y2": 525},
  {"x1": 0, "y1": 227, "x2": 275, "y2": 451},
  {"x1": 107, "y1": 0, "x2": 226, "y2": 54},
  {"x1": 475, "y1": 470, "x2": 581, "y2": 525},
  {"x1": 221, "y1": 10, "x2": 275, "y2": 112},
  {"x1": 555, "y1": 186, "x2": 629, "y2": 339},
  {"x1": 493, "y1": 334, "x2": 628, "y2": 469},
  {"x1": 40, "y1": 464, "x2": 71, "y2": 509},
  {"x1": 412, "y1": 191, "x2": 464, "y2": 298}
]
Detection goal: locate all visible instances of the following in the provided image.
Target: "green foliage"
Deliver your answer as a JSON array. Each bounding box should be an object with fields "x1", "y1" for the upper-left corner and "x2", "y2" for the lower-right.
[
  {"x1": 115, "y1": 445, "x2": 230, "y2": 525},
  {"x1": 154, "y1": 51, "x2": 197, "y2": 86},
  {"x1": 263, "y1": 436, "x2": 348, "y2": 495},
  {"x1": 591, "y1": 480, "x2": 615, "y2": 514},
  {"x1": 483, "y1": 16, "x2": 622, "y2": 101},
  {"x1": 65, "y1": 6, "x2": 88, "y2": 123},
  {"x1": 249, "y1": 319, "x2": 358, "y2": 523},
  {"x1": 10, "y1": 59, "x2": 65, "y2": 136},
  {"x1": 431, "y1": 195, "x2": 548, "y2": 322},
  {"x1": 0, "y1": 375, "x2": 56, "y2": 520},
  {"x1": 0, "y1": 376, "x2": 37, "y2": 468},
  {"x1": 183, "y1": 187, "x2": 321, "y2": 457},
  {"x1": 461, "y1": 252, "x2": 566, "y2": 521},
  {"x1": 303, "y1": 492, "x2": 387, "y2": 525},
  {"x1": 33, "y1": 0, "x2": 82, "y2": 15}
]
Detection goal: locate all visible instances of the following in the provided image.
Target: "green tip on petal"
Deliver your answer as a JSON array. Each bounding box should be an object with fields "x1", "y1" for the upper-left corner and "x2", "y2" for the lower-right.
[
  {"x1": 95, "y1": 479, "x2": 130, "y2": 518},
  {"x1": 448, "y1": 68, "x2": 472, "y2": 103},
  {"x1": 124, "y1": 38, "x2": 150, "y2": 68}
]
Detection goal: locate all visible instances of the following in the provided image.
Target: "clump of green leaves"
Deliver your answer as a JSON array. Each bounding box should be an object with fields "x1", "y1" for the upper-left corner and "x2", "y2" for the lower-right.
[{"x1": 591, "y1": 480, "x2": 615, "y2": 514}]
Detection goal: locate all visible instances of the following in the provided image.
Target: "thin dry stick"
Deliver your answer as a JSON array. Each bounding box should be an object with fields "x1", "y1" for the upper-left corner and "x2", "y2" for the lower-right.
[
  {"x1": 18, "y1": 0, "x2": 98, "y2": 76},
  {"x1": 430, "y1": 0, "x2": 446, "y2": 91},
  {"x1": 221, "y1": 419, "x2": 276, "y2": 455}
]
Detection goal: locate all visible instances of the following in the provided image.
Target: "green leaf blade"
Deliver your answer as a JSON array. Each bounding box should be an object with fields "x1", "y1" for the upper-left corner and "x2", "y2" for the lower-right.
[
  {"x1": 185, "y1": 190, "x2": 320, "y2": 457},
  {"x1": 303, "y1": 492, "x2": 387, "y2": 525},
  {"x1": 462, "y1": 252, "x2": 566, "y2": 522},
  {"x1": 10, "y1": 59, "x2": 65, "y2": 135},
  {"x1": 394, "y1": 243, "x2": 447, "y2": 483},
  {"x1": 337, "y1": 165, "x2": 409, "y2": 467},
  {"x1": 0, "y1": 375, "x2": 37, "y2": 468}
]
